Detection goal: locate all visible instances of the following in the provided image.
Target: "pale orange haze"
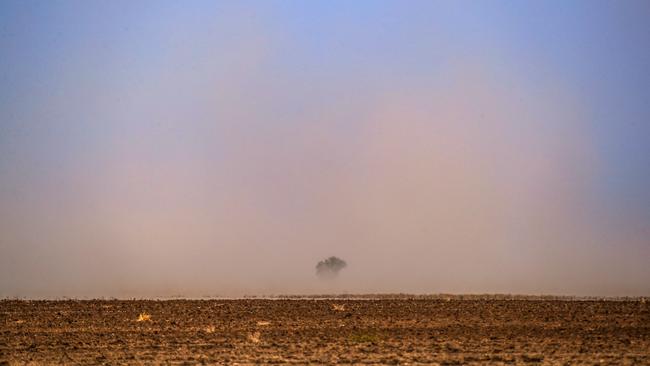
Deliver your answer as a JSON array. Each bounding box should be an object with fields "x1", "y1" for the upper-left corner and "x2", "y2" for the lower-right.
[{"x1": 1, "y1": 1, "x2": 649, "y2": 298}]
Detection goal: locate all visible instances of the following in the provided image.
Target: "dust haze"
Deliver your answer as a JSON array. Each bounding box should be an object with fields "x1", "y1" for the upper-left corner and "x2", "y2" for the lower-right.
[{"x1": 1, "y1": 2, "x2": 648, "y2": 298}]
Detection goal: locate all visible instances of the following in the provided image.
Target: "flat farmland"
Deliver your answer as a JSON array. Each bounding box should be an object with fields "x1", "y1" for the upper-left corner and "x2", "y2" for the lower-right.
[{"x1": 1, "y1": 297, "x2": 649, "y2": 365}]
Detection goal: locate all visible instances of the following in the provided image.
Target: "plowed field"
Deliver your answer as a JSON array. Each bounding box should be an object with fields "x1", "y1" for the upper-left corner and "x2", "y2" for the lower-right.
[{"x1": 1, "y1": 297, "x2": 649, "y2": 365}]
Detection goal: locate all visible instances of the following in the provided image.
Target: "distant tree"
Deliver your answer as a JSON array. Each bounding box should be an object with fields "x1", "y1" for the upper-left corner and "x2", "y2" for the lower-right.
[{"x1": 316, "y1": 256, "x2": 347, "y2": 279}]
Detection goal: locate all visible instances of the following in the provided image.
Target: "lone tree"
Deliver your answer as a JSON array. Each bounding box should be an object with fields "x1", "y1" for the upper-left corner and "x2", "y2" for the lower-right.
[{"x1": 316, "y1": 256, "x2": 347, "y2": 279}]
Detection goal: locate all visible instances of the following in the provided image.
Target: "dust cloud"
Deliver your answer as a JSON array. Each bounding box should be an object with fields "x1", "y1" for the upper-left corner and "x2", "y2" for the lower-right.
[{"x1": 1, "y1": 3, "x2": 648, "y2": 298}]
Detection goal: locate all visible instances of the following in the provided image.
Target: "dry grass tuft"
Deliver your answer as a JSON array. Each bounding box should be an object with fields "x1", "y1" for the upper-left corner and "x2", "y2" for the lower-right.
[
  {"x1": 331, "y1": 303, "x2": 346, "y2": 312},
  {"x1": 136, "y1": 313, "x2": 151, "y2": 322},
  {"x1": 248, "y1": 331, "x2": 261, "y2": 343}
]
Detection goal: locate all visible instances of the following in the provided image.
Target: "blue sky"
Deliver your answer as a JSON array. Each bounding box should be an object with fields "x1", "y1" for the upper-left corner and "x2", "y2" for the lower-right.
[
  {"x1": 2, "y1": 1, "x2": 649, "y2": 211},
  {"x1": 1, "y1": 1, "x2": 649, "y2": 296}
]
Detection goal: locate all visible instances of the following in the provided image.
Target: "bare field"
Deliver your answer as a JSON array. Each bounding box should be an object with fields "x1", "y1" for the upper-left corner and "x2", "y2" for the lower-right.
[{"x1": 1, "y1": 298, "x2": 649, "y2": 365}]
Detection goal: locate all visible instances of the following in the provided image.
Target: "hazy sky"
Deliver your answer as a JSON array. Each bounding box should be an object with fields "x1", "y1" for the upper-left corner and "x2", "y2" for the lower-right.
[{"x1": 1, "y1": 1, "x2": 649, "y2": 297}]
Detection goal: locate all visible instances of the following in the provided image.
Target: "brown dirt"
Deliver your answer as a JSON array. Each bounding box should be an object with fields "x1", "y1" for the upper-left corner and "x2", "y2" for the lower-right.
[{"x1": 1, "y1": 298, "x2": 649, "y2": 365}]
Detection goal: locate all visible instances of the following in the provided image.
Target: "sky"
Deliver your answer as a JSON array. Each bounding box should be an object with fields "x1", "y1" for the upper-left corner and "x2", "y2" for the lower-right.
[{"x1": 1, "y1": 1, "x2": 649, "y2": 297}]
